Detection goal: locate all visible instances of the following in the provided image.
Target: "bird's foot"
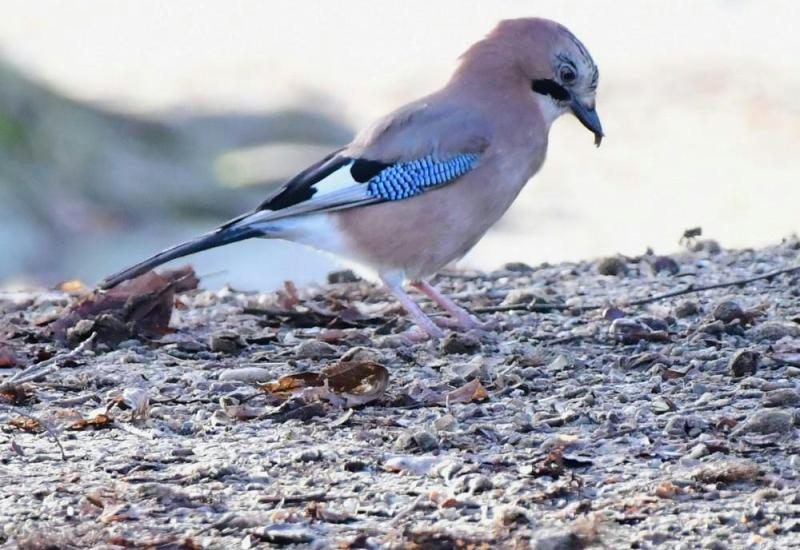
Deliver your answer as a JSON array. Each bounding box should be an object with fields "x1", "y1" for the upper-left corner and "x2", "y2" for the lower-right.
[
  {"x1": 410, "y1": 280, "x2": 489, "y2": 332},
  {"x1": 413, "y1": 315, "x2": 446, "y2": 340},
  {"x1": 433, "y1": 312, "x2": 485, "y2": 331}
]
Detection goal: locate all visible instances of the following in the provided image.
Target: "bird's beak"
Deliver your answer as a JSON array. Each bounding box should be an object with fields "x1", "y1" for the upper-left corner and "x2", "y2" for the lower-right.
[{"x1": 569, "y1": 96, "x2": 604, "y2": 147}]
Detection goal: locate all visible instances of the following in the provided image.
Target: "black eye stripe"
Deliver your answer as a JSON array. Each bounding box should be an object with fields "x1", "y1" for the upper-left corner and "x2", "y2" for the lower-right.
[{"x1": 531, "y1": 79, "x2": 570, "y2": 101}]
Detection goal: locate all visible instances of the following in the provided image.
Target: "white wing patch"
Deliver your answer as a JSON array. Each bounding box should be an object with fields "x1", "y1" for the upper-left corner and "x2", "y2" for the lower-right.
[{"x1": 311, "y1": 162, "x2": 358, "y2": 195}]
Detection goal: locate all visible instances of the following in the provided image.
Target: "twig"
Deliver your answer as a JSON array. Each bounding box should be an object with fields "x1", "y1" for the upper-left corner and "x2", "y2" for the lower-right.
[
  {"x1": 474, "y1": 264, "x2": 800, "y2": 314},
  {"x1": 1, "y1": 333, "x2": 96, "y2": 389},
  {"x1": 258, "y1": 492, "x2": 331, "y2": 504},
  {"x1": 388, "y1": 494, "x2": 424, "y2": 526},
  {"x1": 473, "y1": 303, "x2": 575, "y2": 314},
  {"x1": 0, "y1": 403, "x2": 66, "y2": 461},
  {"x1": 623, "y1": 264, "x2": 800, "y2": 308}
]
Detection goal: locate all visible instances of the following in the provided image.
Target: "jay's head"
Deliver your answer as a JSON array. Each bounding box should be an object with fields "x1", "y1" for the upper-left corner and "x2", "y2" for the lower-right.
[{"x1": 458, "y1": 18, "x2": 603, "y2": 146}]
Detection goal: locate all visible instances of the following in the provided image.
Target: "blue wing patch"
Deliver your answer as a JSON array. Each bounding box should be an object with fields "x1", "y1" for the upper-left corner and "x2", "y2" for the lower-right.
[{"x1": 365, "y1": 154, "x2": 480, "y2": 201}]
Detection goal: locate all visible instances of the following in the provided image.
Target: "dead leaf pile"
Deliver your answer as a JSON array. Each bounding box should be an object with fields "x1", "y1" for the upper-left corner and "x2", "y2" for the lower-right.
[
  {"x1": 246, "y1": 281, "x2": 386, "y2": 329},
  {"x1": 48, "y1": 266, "x2": 198, "y2": 345}
]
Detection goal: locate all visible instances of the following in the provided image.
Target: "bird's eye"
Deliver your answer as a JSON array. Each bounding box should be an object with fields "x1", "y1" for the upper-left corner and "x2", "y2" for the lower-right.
[{"x1": 560, "y1": 67, "x2": 576, "y2": 84}]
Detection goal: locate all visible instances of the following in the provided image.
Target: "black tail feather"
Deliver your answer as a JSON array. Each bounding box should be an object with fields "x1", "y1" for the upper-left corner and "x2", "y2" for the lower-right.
[{"x1": 99, "y1": 225, "x2": 262, "y2": 290}]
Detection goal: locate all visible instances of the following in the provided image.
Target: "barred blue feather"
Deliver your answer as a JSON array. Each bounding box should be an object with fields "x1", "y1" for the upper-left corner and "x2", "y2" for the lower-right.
[{"x1": 366, "y1": 154, "x2": 480, "y2": 201}]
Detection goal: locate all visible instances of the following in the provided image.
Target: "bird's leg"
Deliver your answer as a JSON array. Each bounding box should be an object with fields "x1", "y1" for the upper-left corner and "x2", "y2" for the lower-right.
[
  {"x1": 410, "y1": 280, "x2": 480, "y2": 331},
  {"x1": 381, "y1": 277, "x2": 445, "y2": 339}
]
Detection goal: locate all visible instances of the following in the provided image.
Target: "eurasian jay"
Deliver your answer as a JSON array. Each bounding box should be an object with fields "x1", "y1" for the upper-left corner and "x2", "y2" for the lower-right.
[{"x1": 100, "y1": 17, "x2": 603, "y2": 338}]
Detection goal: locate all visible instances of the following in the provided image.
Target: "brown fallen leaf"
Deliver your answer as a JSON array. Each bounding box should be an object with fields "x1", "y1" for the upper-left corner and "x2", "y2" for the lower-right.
[
  {"x1": 8, "y1": 416, "x2": 41, "y2": 432},
  {"x1": 262, "y1": 371, "x2": 324, "y2": 397},
  {"x1": 0, "y1": 345, "x2": 18, "y2": 368},
  {"x1": 51, "y1": 266, "x2": 198, "y2": 345},
  {"x1": 654, "y1": 481, "x2": 681, "y2": 499},
  {"x1": 0, "y1": 385, "x2": 34, "y2": 405},
  {"x1": 441, "y1": 379, "x2": 489, "y2": 404},
  {"x1": 68, "y1": 413, "x2": 113, "y2": 431},
  {"x1": 262, "y1": 361, "x2": 389, "y2": 407}
]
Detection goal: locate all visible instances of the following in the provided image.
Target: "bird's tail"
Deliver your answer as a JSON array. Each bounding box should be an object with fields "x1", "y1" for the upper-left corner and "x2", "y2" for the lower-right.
[{"x1": 98, "y1": 224, "x2": 263, "y2": 290}]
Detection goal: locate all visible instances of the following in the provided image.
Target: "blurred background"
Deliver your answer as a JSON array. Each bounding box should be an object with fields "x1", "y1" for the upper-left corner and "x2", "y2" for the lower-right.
[{"x1": 1, "y1": 0, "x2": 799, "y2": 291}]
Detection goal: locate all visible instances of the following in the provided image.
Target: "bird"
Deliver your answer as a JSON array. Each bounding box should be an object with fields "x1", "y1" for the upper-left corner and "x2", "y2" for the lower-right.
[{"x1": 99, "y1": 17, "x2": 603, "y2": 339}]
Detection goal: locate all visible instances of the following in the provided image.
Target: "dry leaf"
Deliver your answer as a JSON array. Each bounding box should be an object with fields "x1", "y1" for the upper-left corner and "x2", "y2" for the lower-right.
[
  {"x1": 51, "y1": 266, "x2": 198, "y2": 345},
  {"x1": 321, "y1": 361, "x2": 389, "y2": 406},
  {"x1": 262, "y1": 371, "x2": 324, "y2": 397},
  {"x1": 442, "y1": 379, "x2": 489, "y2": 404},
  {"x1": 262, "y1": 361, "x2": 389, "y2": 407},
  {"x1": 654, "y1": 481, "x2": 681, "y2": 499},
  {"x1": 107, "y1": 387, "x2": 150, "y2": 419},
  {"x1": 8, "y1": 416, "x2": 41, "y2": 432},
  {"x1": 0, "y1": 345, "x2": 19, "y2": 368},
  {"x1": 0, "y1": 385, "x2": 34, "y2": 405},
  {"x1": 69, "y1": 413, "x2": 113, "y2": 431}
]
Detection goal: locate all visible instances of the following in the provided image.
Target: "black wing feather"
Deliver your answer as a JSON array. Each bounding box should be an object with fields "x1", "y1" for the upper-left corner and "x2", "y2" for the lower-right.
[
  {"x1": 349, "y1": 158, "x2": 393, "y2": 183},
  {"x1": 257, "y1": 149, "x2": 352, "y2": 211}
]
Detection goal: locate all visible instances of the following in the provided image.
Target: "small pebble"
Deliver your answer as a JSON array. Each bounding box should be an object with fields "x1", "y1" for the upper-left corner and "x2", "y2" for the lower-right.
[
  {"x1": 729, "y1": 350, "x2": 759, "y2": 377},
  {"x1": 674, "y1": 300, "x2": 699, "y2": 318},
  {"x1": 468, "y1": 475, "x2": 493, "y2": 494},
  {"x1": 503, "y1": 262, "x2": 534, "y2": 272},
  {"x1": 501, "y1": 289, "x2": 535, "y2": 306},
  {"x1": 441, "y1": 333, "x2": 481, "y2": 354},
  {"x1": 690, "y1": 239, "x2": 722, "y2": 254},
  {"x1": 295, "y1": 340, "x2": 337, "y2": 359},
  {"x1": 712, "y1": 300, "x2": 745, "y2": 324},
  {"x1": 748, "y1": 321, "x2": 800, "y2": 342},
  {"x1": 732, "y1": 410, "x2": 794, "y2": 437},
  {"x1": 218, "y1": 367, "x2": 274, "y2": 383},
  {"x1": 412, "y1": 430, "x2": 439, "y2": 452},
  {"x1": 643, "y1": 255, "x2": 680, "y2": 276},
  {"x1": 339, "y1": 346, "x2": 384, "y2": 364},
  {"x1": 763, "y1": 389, "x2": 800, "y2": 407},
  {"x1": 531, "y1": 529, "x2": 584, "y2": 550},
  {"x1": 326, "y1": 269, "x2": 360, "y2": 284},
  {"x1": 208, "y1": 330, "x2": 245, "y2": 353},
  {"x1": 596, "y1": 256, "x2": 628, "y2": 277}
]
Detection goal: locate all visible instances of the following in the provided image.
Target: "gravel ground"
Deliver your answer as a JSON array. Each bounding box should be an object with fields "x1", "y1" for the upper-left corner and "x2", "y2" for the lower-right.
[{"x1": 1, "y1": 239, "x2": 800, "y2": 549}]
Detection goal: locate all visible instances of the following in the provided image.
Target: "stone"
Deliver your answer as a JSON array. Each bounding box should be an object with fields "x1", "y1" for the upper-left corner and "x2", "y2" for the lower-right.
[
  {"x1": 674, "y1": 300, "x2": 699, "y2": 318},
  {"x1": 732, "y1": 410, "x2": 794, "y2": 437},
  {"x1": 597, "y1": 256, "x2": 628, "y2": 276},
  {"x1": 295, "y1": 340, "x2": 337, "y2": 359},
  {"x1": 208, "y1": 330, "x2": 245, "y2": 353},
  {"x1": 441, "y1": 333, "x2": 481, "y2": 355},
  {"x1": 763, "y1": 389, "x2": 800, "y2": 407},
  {"x1": 729, "y1": 350, "x2": 759, "y2": 377},
  {"x1": 748, "y1": 321, "x2": 800, "y2": 342},
  {"x1": 712, "y1": 301, "x2": 744, "y2": 324}
]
